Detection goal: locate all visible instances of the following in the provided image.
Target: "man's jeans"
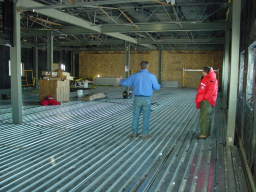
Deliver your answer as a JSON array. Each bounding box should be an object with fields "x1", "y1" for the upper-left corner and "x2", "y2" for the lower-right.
[
  {"x1": 200, "y1": 101, "x2": 213, "y2": 136},
  {"x1": 132, "y1": 96, "x2": 152, "y2": 135}
]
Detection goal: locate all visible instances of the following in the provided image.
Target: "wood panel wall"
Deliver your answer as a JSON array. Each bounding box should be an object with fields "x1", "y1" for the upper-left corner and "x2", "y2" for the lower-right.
[
  {"x1": 79, "y1": 50, "x2": 223, "y2": 88},
  {"x1": 79, "y1": 51, "x2": 125, "y2": 79},
  {"x1": 163, "y1": 50, "x2": 223, "y2": 88},
  {"x1": 131, "y1": 51, "x2": 159, "y2": 75}
]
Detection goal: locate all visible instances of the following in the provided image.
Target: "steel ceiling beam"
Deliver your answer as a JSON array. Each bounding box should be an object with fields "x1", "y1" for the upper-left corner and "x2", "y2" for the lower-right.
[
  {"x1": 72, "y1": 45, "x2": 223, "y2": 52},
  {"x1": 21, "y1": 28, "x2": 95, "y2": 37},
  {"x1": 51, "y1": 38, "x2": 224, "y2": 47},
  {"x1": 21, "y1": 21, "x2": 226, "y2": 37},
  {"x1": 55, "y1": 40, "x2": 123, "y2": 46},
  {"x1": 20, "y1": 1, "x2": 230, "y2": 11},
  {"x1": 138, "y1": 38, "x2": 225, "y2": 44},
  {"x1": 100, "y1": 22, "x2": 226, "y2": 33},
  {"x1": 14, "y1": 42, "x2": 224, "y2": 51},
  {"x1": 20, "y1": 0, "x2": 158, "y2": 10},
  {"x1": 56, "y1": 3, "x2": 230, "y2": 12},
  {"x1": 18, "y1": 0, "x2": 156, "y2": 49},
  {"x1": 173, "y1": 2, "x2": 230, "y2": 7}
]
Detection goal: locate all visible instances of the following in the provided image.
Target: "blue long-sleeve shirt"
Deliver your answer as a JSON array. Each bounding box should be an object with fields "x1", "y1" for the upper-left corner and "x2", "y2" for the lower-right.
[{"x1": 121, "y1": 69, "x2": 160, "y2": 96}]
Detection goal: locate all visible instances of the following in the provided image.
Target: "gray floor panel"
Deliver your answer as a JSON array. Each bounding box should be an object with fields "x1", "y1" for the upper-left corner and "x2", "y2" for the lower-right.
[{"x1": 0, "y1": 88, "x2": 249, "y2": 192}]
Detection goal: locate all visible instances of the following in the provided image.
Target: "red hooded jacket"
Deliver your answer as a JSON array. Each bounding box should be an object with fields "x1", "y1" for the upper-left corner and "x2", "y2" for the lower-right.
[{"x1": 195, "y1": 68, "x2": 218, "y2": 109}]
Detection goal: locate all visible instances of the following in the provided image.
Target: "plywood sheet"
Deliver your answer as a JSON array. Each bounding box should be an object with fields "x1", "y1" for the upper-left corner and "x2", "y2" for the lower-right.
[
  {"x1": 79, "y1": 51, "x2": 160, "y2": 79},
  {"x1": 163, "y1": 50, "x2": 223, "y2": 88},
  {"x1": 79, "y1": 51, "x2": 125, "y2": 79},
  {"x1": 79, "y1": 50, "x2": 223, "y2": 88},
  {"x1": 131, "y1": 51, "x2": 159, "y2": 77}
]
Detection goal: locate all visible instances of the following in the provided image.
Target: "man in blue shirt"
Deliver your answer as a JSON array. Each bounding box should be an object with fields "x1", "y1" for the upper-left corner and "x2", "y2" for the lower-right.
[{"x1": 121, "y1": 61, "x2": 160, "y2": 138}]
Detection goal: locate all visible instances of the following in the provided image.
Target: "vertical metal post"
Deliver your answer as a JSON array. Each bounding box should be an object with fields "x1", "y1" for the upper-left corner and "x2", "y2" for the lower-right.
[
  {"x1": 33, "y1": 46, "x2": 39, "y2": 87},
  {"x1": 73, "y1": 52, "x2": 79, "y2": 78},
  {"x1": 10, "y1": 3, "x2": 23, "y2": 124},
  {"x1": 222, "y1": 28, "x2": 231, "y2": 109},
  {"x1": 125, "y1": 42, "x2": 131, "y2": 78},
  {"x1": 47, "y1": 31, "x2": 53, "y2": 71},
  {"x1": 159, "y1": 49, "x2": 163, "y2": 83},
  {"x1": 73, "y1": 52, "x2": 76, "y2": 76},
  {"x1": 227, "y1": 0, "x2": 242, "y2": 145},
  {"x1": 70, "y1": 51, "x2": 73, "y2": 75},
  {"x1": 78, "y1": 52, "x2": 80, "y2": 77},
  {"x1": 71, "y1": 51, "x2": 76, "y2": 76},
  {"x1": 182, "y1": 69, "x2": 184, "y2": 88}
]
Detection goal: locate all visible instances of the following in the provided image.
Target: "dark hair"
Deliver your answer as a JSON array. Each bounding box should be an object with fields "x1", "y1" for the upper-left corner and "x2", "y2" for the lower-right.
[
  {"x1": 203, "y1": 67, "x2": 211, "y2": 74},
  {"x1": 140, "y1": 61, "x2": 149, "y2": 69}
]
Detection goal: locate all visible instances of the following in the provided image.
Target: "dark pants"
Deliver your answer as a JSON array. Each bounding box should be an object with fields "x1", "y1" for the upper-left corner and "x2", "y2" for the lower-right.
[{"x1": 200, "y1": 101, "x2": 213, "y2": 136}]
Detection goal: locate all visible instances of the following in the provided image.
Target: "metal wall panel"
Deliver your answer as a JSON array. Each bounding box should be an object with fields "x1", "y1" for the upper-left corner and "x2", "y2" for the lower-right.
[{"x1": 236, "y1": 43, "x2": 256, "y2": 186}]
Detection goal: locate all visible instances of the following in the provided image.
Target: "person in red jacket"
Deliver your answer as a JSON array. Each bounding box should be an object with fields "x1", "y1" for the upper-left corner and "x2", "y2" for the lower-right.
[{"x1": 195, "y1": 67, "x2": 218, "y2": 139}]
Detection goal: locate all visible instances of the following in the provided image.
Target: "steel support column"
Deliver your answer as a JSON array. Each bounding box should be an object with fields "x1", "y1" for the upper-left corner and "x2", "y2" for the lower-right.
[
  {"x1": 33, "y1": 46, "x2": 39, "y2": 87},
  {"x1": 159, "y1": 49, "x2": 163, "y2": 83},
  {"x1": 125, "y1": 43, "x2": 131, "y2": 78},
  {"x1": 226, "y1": 0, "x2": 242, "y2": 145},
  {"x1": 47, "y1": 32, "x2": 53, "y2": 71},
  {"x1": 222, "y1": 28, "x2": 231, "y2": 109},
  {"x1": 10, "y1": 3, "x2": 23, "y2": 124},
  {"x1": 71, "y1": 51, "x2": 75, "y2": 76},
  {"x1": 59, "y1": 50, "x2": 63, "y2": 66},
  {"x1": 74, "y1": 52, "x2": 79, "y2": 78}
]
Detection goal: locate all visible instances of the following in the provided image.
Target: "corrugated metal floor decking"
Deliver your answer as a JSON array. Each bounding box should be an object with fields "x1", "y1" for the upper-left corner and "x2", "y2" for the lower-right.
[{"x1": 0, "y1": 88, "x2": 249, "y2": 192}]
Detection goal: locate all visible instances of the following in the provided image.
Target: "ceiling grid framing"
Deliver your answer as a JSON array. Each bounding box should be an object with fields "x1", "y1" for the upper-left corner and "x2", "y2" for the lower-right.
[{"x1": 0, "y1": 0, "x2": 228, "y2": 50}]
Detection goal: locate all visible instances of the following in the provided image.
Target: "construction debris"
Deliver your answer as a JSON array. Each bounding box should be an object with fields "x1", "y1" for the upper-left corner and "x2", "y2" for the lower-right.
[
  {"x1": 42, "y1": 70, "x2": 74, "y2": 81},
  {"x1": 82, "y1": 93, "x2": 106, "y2": 101}
]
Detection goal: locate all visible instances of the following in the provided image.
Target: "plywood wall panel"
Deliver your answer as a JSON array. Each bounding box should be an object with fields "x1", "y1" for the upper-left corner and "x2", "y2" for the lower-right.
[
  {"x1": 79, "y1": 50, "x2": 223, "y2": 88},
  {"x1": 163, "y1": 50, "x2": 223, "y2": 88},
  {"x1": 131, "y1": 51, "x2": 159, "y2": 77},
  {"x1": 79, "y1": 51, "x2": 125, "y2": 79}
]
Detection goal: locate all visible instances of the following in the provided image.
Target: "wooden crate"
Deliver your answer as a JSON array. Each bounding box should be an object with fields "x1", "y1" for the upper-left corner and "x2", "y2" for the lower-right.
[{"x1": 40, "y1": 80, "x2": 70, "y2": 102}]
